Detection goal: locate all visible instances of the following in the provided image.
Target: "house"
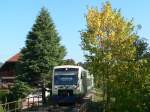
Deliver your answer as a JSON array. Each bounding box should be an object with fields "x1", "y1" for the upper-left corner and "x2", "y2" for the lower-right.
[{"x1": 0, "y1": 53, "x2": 20, "y2": 89}]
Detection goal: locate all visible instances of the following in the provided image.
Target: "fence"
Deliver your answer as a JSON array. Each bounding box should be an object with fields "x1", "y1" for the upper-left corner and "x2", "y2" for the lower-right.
[{"x1": 0, "y1": 95, "x2": 42, "y2": 112}]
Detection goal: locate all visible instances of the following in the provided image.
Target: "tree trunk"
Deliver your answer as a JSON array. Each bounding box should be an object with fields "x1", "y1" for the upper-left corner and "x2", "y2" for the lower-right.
[{"x1": 42, "y1": 83, "x2": 46, "y2": 105}]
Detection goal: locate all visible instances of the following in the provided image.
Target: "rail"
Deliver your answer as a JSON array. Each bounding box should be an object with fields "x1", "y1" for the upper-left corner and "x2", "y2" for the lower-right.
[{"x1": 35, "y1": 95, "x2": 92, "y2": 112}]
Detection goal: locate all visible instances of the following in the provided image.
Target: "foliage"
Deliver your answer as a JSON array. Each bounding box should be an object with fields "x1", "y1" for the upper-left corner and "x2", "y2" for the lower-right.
[
  {"x1": 18, "y1": 7, "x2": 66, "y2": 86},
  {"x1": 135, "y1": 38, "x2": 150, "y2": 60},
  {"x1": 0, "y1": 105, "x2": 6, "y2": 112},
  {"x1": 0, "y1": 91, "x2": 8, "y2": 103},
  {"x1": 77, "y1": 61, "x2": 88, "y2": 69},
  {"x1": 81, "y1": 2, "x2": 150, "y2": 112},
  {"x1": 63, "y1": 59, "x2": 76, "y2": 65},
  {"x1": 0, "y1": 81, "x2": 31, "y2": 111},
  {"x1": 8, "y1": 81, "x2": 31, "y2": 101}
]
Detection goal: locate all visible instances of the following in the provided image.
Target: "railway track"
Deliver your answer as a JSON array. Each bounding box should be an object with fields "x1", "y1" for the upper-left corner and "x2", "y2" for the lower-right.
[
  {"x1": 36, "y1": 92, "x2": 93, "y2": 112},
  {"x1": 36, "y1": 99, "x2": 90, "y2": 112}
]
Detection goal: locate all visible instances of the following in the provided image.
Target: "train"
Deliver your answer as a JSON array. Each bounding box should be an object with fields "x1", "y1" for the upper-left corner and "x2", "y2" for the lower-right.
[{"x1": 52, "y1": 65, "x2": 94, "y2": 104}]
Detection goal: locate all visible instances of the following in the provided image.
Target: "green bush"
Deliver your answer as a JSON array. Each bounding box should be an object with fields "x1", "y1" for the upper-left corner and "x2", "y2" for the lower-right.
[
  {"x1": 0, "y1": 91, "x2": 8, "y2": 103},
  {"x1": 0, "y1": 105, "x2": 6, "y2": 112},
  {"x1": 9, "y1": 80, "x2": 31, "y2": 101}
]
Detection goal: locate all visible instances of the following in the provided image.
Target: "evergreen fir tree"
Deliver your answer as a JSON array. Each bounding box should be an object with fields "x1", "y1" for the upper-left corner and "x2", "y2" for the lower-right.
[{"x1": 19, "y1": 8, "x2": 66, "y2": 86}]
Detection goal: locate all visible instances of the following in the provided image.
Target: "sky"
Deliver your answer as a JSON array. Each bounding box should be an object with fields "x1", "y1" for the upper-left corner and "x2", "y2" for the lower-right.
[{"x1": 0, "y1": 0, "x2": 150, "y2": 63}]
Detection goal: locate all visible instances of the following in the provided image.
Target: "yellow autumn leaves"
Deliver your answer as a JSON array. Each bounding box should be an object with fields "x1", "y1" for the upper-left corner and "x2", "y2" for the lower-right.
[
  {"x1": 81, "y1": 2, "x2": 150, "y2": 112},
  {"x1": 84, "y1": 2, "x2": 137, "y2": 61}
]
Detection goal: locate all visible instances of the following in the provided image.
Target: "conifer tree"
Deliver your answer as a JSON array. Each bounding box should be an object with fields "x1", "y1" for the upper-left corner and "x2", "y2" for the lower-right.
[{"x1": 19, "y1": 8, "x2": 66, "y2": 86}]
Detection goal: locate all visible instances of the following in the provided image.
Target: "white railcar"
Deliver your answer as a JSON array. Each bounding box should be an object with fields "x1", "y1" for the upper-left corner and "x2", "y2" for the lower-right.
[{"x1": 52, "y1": 65, "x2": 93, "y2": 103}]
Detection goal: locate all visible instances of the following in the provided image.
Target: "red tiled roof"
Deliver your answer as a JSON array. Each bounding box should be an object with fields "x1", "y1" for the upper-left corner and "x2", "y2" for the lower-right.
[{"x1": 7, "y1": 53, "x2": 20, "y2": 62}]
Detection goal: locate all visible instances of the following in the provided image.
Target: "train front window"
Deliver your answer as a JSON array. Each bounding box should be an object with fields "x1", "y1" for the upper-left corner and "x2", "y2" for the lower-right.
[{"x1": 54, "y1": 68, "x2": 78, "y2": 85}]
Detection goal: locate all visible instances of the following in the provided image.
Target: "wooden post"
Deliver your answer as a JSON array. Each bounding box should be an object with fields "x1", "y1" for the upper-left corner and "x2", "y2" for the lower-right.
[
  {"x1": 7, "y1": 103, "x2": 9, "y2": 112},
  {"x1": 37, "y1": 96, "x2": 39, "y2": 107},
  {"x1": 28, "y1": 97, "x2": 29, "y2": 109},
  {"x1": 15, "y1": 101, "x2": 16, "y2": 112},
  {"x1": 20, "y1": 99, "x2": 22, "y2": 111},
  {"x1": 33, "y1": 97, "x2": 34, "y2": 107},
  {"x1": 42, "y1": 82, "x2": 46, "y2": 105}
]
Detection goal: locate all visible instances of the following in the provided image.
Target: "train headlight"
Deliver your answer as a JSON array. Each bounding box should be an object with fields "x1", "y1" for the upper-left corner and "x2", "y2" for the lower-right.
[
  {"x1": 74, "y1": 84, "x2": 80, "y2": 90},
  {"x1": 54, "y1": 86, "x2": 58, "y2": 89},
  {"x1": 52, "y1": 88, "x2": 57, "y2": 95}
]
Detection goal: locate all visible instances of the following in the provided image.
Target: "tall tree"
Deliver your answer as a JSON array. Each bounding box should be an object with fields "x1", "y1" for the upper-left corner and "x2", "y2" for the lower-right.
[
  {"x1": 77, "y1": 62, "x2": 88, "y2": 69},
  {"x1": 81, "y1": 2, "x2": 149, "y2": 112},
  {"x1": 18, "y1": 8, "x2": 66, "y2": 86},
  {"x1": 18, "y1": 8, "x2": 66, "y2": 104},
  {"x1": 135, "y1": 38, "x2": 150, "y2": 61},
  {"x1": 63, "y1": 59, "x2": 76, "y2": 65}
]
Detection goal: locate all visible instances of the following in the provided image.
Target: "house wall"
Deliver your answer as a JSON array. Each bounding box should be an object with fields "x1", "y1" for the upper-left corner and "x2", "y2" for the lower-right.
[{"x1": 0, "y1": 62, "x2": 16, "y2": 89}]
